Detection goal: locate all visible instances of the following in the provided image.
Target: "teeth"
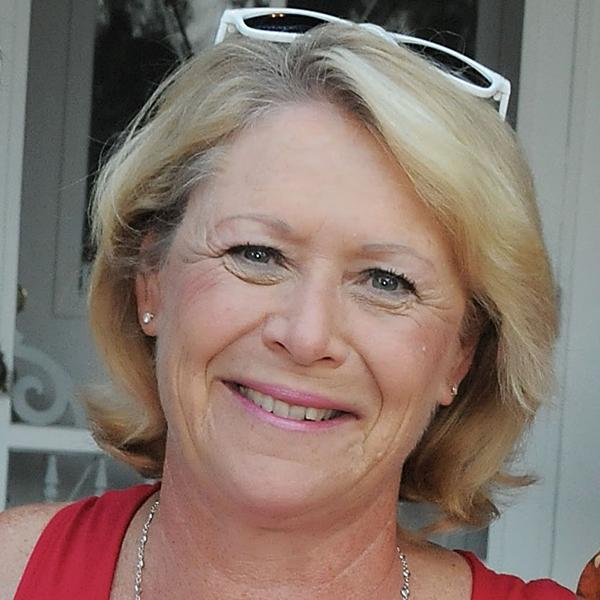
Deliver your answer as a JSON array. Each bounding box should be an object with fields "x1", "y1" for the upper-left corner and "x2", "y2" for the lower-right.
[
  {"x1": 260, "y1": 394, "x2": 274, "y2": 412},
  {"x1": 305, "y1": 407, "x2": 321, "y2": 421},
  {"x1": 239, "y1": 386, "x2": 339, "y2": 421},
  {"x1": 272, "y1": 400, "x2": 289, "y2": 418},
  {"x1": 288, "y1": 405, "x2": 307, "y2": 421}
]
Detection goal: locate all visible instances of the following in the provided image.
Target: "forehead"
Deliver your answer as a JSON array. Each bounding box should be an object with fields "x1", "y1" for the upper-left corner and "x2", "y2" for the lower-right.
[
  {"x1": 188, "y1": 102, "x2": 452, "y2": 261},
  {"x1": 215, "y1": 102, "x2": 409, "y2": 207}
]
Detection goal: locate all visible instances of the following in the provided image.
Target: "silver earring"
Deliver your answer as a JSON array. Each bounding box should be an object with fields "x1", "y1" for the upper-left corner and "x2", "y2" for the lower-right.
[
  {"x1": 450, "y1": 383, "x2": 459, "y2": 396},
  {"x1": 142, "y1": 312, "x2": 154, "y2": 325}
]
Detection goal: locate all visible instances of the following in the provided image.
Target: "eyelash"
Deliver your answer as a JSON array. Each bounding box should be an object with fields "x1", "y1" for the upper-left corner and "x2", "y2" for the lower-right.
[
  {"x1": 226, "y1": 243, "x2": 418, "y2": 296},
  {"x1": 365, "y1": 268, "x2": 418, "y2": 296},
  {"x1": 227, "y1": 243, "x2": 285, "y2": 265}
]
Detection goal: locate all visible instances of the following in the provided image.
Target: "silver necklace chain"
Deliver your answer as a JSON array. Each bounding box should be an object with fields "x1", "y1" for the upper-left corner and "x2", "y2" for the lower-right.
[
  {"x1": 397, "y1": 549, "x2": 411, "y2": 600},
  {"x1": 134, "y1": 497, "x2": 159, "y2": 600},
  {"x1": 134, "y1": 498, "x2": 410, "y2": 599}
]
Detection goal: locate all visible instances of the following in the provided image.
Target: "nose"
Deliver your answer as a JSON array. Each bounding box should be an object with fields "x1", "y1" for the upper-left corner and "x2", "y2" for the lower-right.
[{"x1": 261, "y1": 274, "x2": 349, "y2": 368}]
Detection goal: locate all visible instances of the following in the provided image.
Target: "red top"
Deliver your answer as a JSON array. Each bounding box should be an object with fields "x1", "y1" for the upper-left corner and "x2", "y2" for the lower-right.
[{"x1": 14, "y1": 484, "x2": 576, "y2": 599}]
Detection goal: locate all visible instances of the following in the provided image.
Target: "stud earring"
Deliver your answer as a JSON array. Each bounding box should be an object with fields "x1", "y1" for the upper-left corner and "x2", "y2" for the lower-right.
[
  {"x1": 142, "y1": 312, "x2": 155, "y2": 325},
  {"x1": 450, "y1": 383, "x2": 459, "y2": 396}
]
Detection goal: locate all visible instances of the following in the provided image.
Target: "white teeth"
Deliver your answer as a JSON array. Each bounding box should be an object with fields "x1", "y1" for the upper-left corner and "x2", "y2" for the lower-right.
[
  {"x1": 288, "y1": 405, "x2": 307, "y2": 421},
  {"x1": 272, "y1": 400, "x2": 290, "y2": 418},
  {"x1": 260, "y1": 394, "x2": 274, "y2": 412},
  {"x1": 239, "y1": 385, "x2": 340, "y2": 421},
  {"x1": 305, "y1": 407, "x2": 320, "y2": 421}
]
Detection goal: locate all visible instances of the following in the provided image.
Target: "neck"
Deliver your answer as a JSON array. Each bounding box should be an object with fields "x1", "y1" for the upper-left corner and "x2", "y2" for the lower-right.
[{"x1": 142, "y1": 449, "x2": 407, "y2": 599}]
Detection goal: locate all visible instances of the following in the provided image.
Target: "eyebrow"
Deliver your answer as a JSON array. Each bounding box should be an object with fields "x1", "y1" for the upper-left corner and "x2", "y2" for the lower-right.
[
  {"x1": 360, "y1": 243, "x2": 435, "y2": 268},
  {"x1": 216, "y1": 214, "x2": 292, "y2": 234},
  {"x1": 216, "y1": 215, "x2": 435, "y2": 268}
]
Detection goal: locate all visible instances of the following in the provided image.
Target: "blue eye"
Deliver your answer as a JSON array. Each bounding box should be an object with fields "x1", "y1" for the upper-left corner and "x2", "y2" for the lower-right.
[
  {"x1": 367, "y1": 269, "x2": 416, "y2": 294},
  {"x1": 228, "y1": 244, "x2": 284, "y2": 266},
  {"x1": 224, "y1": 244, "x2": 287, "y2": 285},
  {"x1": 242, "y1": 245, "x2": 272, "y2": 263}
]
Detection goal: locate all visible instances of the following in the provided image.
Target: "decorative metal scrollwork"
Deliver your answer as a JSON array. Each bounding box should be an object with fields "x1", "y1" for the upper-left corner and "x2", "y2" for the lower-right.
[{"x1": 12, "y1": 330, "x2": 87, "y2": 427}]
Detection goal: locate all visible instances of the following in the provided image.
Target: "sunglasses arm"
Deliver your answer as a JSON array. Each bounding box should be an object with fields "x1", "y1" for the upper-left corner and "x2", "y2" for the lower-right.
[
  {"x1": 215, "y1": 11, "x2": 234, "y2": 44},
  {"x1": 495, "y1": 80, "x2": 511, "y2": 120}
]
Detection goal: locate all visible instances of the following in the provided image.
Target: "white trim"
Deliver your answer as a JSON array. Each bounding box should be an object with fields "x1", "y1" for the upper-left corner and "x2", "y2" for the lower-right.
[
  {"x1": 0, "y1": 0, "x2": 32, "y2": 370},
  {"x1": 486, "y1": 0, "x2": 579, "y2": 582},
  {"x1": 0, "y1": 396, "x2": 10, "y2": 511},
  {"x1": 0, "y1": 0, "x2": 33, "y2": 512},
  {"x1": 52, "y1": 0, "x2": 97, "y2": 317},
  {"x1": 6, "y1": 423, "x2": 98, "y2": 453},
  {"x1": 551, "y1": 0, "x2": 600, "y2": 586}
]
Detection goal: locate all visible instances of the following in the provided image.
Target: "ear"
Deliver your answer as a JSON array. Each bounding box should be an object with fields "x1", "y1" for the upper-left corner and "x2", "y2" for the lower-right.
[
  {"x1": 135, "y1": 268, "x2": 161, "y2": 337},
  {"x1": 439, "y1": 335, "x2": 479, "y2": 407}
]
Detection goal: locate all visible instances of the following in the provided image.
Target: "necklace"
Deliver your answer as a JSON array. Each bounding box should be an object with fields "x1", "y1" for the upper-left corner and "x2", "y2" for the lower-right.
[
  {"x1": 134, "y1": 498, "x2": 410, "y2": 599},
  {"x1": 134, "y1": 497, "x2": 159, "y2": 600}
]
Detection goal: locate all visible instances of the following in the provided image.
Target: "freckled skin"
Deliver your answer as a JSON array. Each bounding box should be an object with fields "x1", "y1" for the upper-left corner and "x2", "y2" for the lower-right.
[{"x1": 140, "y1": 101, "x2": 473, "y2": 522}]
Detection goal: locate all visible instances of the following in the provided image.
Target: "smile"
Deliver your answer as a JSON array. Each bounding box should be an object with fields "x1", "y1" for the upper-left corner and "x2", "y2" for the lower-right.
[
  {"x1": 228, "y1": 382, "x2": 350, "y2": 424},
  {"x1": 234, "y1": 384, "x2": 344, "y2": 421}
]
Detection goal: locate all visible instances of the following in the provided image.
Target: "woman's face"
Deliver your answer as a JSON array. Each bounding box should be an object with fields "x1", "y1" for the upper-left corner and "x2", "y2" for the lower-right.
[{"x1": 138, "y1": 102, "x2": 474, "y2": 516}]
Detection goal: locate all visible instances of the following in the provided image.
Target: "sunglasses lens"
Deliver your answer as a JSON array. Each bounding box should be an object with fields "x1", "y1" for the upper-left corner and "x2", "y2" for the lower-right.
[
  {"x1": 403, "y1": 42, "x2": 492, "y2": 89},
  {"x1": 244, "y1": 13, "x2": 326, "y2": 34}
]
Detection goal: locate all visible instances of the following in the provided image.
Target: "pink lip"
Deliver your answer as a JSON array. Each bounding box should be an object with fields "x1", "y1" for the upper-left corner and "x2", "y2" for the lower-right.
[
  {"x1": 230, "y1": 378, "x2": 355, "y2": 414},
  {"x1": 227, "y1": 383, "x2": 355, "y2": 432}
]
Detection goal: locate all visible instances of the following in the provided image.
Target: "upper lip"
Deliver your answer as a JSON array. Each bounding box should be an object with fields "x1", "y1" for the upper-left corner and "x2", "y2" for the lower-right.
[{"x1": 228, "y1": 378, "x2": 358, "y2": 416}]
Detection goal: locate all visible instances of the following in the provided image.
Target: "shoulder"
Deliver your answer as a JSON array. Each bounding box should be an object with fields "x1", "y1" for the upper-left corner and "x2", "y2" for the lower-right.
[
  {"x1": 0, "y1": 502, "x2": 68, "y2": 599},
  {"x1": 0, "y1": 485, "x2": 157, "y2": 599},
  {"x1": 459, "y1": 550, "x2": 579, "y2": 599},
  {"x1": 404, "y1": 541, "x2": 473, "y2": 599}
]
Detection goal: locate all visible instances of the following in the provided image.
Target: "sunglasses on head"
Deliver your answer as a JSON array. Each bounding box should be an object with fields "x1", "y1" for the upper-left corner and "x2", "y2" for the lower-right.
[{"x1": 214, "y1": 8, "x2": 511, "y2": 120}]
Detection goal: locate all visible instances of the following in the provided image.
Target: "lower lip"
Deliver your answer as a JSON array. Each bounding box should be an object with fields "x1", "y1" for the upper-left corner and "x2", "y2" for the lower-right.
[{"x1": 227, "y1": 384, "x2": 354, "y2": 432}]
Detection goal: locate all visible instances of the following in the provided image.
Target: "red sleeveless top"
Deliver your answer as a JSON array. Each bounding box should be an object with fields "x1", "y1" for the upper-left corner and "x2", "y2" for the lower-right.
[{"x1": 14, "y1": 484, "x2": 576, "y2": 599}]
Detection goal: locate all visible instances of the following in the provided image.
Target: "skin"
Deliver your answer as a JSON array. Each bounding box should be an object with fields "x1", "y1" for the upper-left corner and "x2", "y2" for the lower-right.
[{"x1": 125, "y1": 101, "x2": 476, "y2": 599}]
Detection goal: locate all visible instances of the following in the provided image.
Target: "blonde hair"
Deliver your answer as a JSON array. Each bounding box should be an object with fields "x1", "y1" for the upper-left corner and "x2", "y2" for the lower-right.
[{"x1": 88, "y1": 24, "x2": 558, "y2": 529}]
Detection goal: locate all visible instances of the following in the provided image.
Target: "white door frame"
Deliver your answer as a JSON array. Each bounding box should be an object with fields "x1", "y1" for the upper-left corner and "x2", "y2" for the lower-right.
[
  {"x1": 0, "y1": 0, "x2": 31, "y2": 366},
  {"x1": 488, "y1": 0, "x2": 600, "y2": 589},
  {"x1": 549, "y1": 0, "x2": 600, "y2": 586},
  {"x1": 0, "y1": 0, "x2": 33, "y2": 507}
]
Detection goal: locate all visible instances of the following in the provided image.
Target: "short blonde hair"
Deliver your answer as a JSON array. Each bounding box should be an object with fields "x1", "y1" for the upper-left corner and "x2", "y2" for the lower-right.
[{"x1": 88, "y1": 24, "x2": 558, "y2": 529}]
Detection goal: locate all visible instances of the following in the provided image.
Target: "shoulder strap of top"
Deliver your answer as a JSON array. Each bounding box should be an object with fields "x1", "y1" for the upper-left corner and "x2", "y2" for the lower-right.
[
  {"x1": 458, "y1": 551, "x2": 577, "y2": 599},
  {"x1": 14, "y1": 483, "x2": 160, "y2": 600}
]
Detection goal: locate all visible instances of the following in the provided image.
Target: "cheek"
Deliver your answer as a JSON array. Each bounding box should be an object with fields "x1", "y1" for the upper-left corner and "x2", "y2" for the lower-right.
[
  {"x1": 357, "y1": 317, "x2": 460, "y2": 447},
  {"x1": 164, "y1": 265, "x2": 242, "y2": 341},
  {"x1": 340, "y1": 316, "x2": 461, "y2": 478},
  {"x1": 366, "y1": 318, "x2": 456, "y2": 395},
  {"x1": 154, "y1": 264, "x2": 263, "y2": 428},
  {"x1": 157, "y1": 262, "x2": 273, "y2": 384}
]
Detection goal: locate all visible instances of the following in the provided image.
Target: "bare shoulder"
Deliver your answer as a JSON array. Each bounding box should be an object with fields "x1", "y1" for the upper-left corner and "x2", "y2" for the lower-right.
[
  {"x1": 404, "y1": 540, "x2": 473, "y2": 600},
  {"x1": 0, "y1": 502, "x2": 68, "y2": 599}
]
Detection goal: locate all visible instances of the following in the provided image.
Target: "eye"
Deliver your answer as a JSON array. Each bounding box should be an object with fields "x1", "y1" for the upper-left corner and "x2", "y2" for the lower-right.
[
  {"x1": 241, "y1": 245, "x2": 272, "y2": 263},
  {"x1": 229, "y1": 244, "x2": 283, "y2": 265},
  {"x1": 224, "y1": 244, "x2": 289, "y2": 285},
  {"x1": 366, "y1": 268, "x2": 417, "y2": 295}
]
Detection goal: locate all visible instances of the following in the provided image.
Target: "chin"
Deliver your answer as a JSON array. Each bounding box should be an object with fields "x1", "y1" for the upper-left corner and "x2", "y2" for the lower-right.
[{"x1": 212, "y1": 456, "x2": 350, "y2": 522}]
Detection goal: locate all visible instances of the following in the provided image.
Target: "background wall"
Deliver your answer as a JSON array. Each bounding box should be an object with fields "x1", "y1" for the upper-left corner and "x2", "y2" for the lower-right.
[
  {"x1": 487, "y1": 0, "x2": 600, "y2": 589},
  {"x1": 549, "y1": 0, "x2": 600, "y2": 585},
  {"x1": 11, "y1": 0, "x2": 140, "y2": 506}
]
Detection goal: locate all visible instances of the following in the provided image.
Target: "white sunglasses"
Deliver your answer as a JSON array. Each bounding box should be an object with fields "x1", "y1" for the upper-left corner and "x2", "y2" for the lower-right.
[{"x1": 215, "y1": 8, "x2": 511, "y2": 120}]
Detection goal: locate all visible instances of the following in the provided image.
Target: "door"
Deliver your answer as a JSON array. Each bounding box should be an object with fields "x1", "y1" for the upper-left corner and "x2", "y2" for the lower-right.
[
  {"x1": 0, "y1": 0, "x2": 32, "y2": 511},
  {"x1": 0, "y1": 0, "x2": 104, "y2": 512}
]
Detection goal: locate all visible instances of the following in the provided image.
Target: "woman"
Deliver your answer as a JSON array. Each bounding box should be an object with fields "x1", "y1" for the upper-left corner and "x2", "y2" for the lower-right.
[{"x1": 1, "y1": 8, "x2": 579, "y2": 599}]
